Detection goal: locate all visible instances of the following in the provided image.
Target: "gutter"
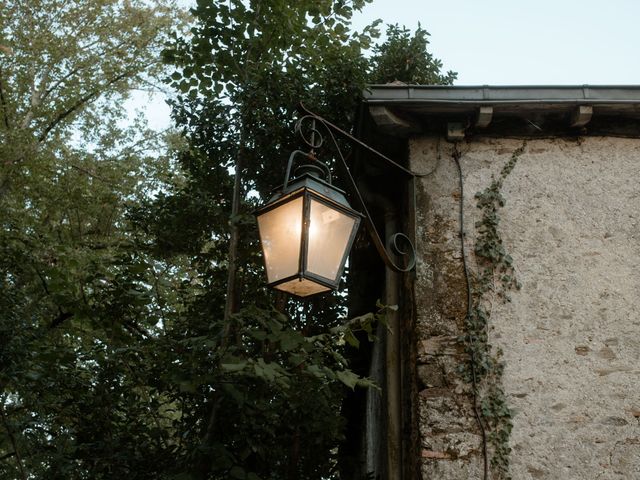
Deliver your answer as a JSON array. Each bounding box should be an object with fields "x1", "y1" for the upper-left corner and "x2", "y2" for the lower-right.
[
  {"x1": 364, "y1": 85, "x2": 640, "y2": 104},
  {"x1": 362, "y1": 85, "x2": 640, "y2": 136}
]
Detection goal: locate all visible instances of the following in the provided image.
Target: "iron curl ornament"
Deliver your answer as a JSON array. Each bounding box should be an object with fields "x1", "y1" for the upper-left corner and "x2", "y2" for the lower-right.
[
  {"x1": 254, "y1": 103, "x2": 418, "y2": 297},
  {"x1": 293, "y1": 104, "x2": 417, "y2": 274}
]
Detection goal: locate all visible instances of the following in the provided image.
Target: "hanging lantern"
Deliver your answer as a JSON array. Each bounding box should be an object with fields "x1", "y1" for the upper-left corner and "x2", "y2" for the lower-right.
[
  {"x1": 256, "y1": 107, "x2": 418, "y2": 297},
  {"x1": 255, "y1": 157, "x2": 361, "y2": 297}
]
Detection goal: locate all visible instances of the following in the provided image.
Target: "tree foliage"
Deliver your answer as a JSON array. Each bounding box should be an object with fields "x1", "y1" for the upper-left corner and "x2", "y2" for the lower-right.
[
  {"x1": 0, "y1": 0, "x2": 181, "y2": 478},
  {"x1": 0, "y1": 1, "x2": 456, "y2": 478},
  {"x1": 370, "y1": 24, "x2": 457, "y2": 85},
  {"x1": 140, "y1": 2, "x2": 384, "y2": 477}
]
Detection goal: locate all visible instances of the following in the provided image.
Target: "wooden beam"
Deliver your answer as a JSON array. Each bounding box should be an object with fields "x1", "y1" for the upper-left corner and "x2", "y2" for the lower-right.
[
  {"x1": 369, "y1": 106, "x2": 418, "y2": 136},
  {"x1": 475, "y1": 106, "x2": 493, "y2": 128},
  {"x1": 570, "y1": 105, "x2": 593, "y2": 127},
  {"x1": 447, "y1": 122, "x2": 465, "y2": 142}
]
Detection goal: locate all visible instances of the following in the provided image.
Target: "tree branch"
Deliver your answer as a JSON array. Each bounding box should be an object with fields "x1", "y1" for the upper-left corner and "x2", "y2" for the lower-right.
[
  {"x1": 123, "y1": 320, "x2": 149, "y2": 339},
  {"x1": 0, "y1": 451, "x2": 16, "y2": 462},
  {"x1": 193, "y1": 394, "x2": 223, "y2": 480},
  {"x1": 0, "y1": 402, "x2": 28, "y2": 480},
  {"x1": 41, "y1": 37, "x2": 133, "y2": 104},
  {"x1": 0, "y1": 66, "x2": 11, "y2": 129},
  {"x1": 38, "y1": 69, "x2": 133, "y2": 143},
  {"x1": 69, "y1": 164, "x2": 114, "y2": 185},
  {"x1": 41, "y1": 66, "x2": 83, "y2": 104},
  {"x1": 20, "y1": 67, "x2": 51, "y2": 129},
  {"x1": 34, "y1": 268, "x2": 51, "y2": 296},
  {"x1": 50, "y1": 311, "x2": 73, "y2": 329}
]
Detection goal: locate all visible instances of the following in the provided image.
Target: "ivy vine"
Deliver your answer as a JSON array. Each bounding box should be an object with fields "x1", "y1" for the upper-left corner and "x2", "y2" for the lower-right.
[{"x1": 462, "y1": 142, "x2": 526, "y2": 480}]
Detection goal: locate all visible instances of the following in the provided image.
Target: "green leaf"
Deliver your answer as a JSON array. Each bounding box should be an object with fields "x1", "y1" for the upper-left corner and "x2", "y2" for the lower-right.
[
  {"x1": 335, "y1": 370, "x2": 359, "y2": 390},
  {"x1": 179, "y1": 381, "x2": 198, "y2": 394},
  {"x1": 230, "y1": 466, "x2": 246, "y2": 479},
  {"x1": 221, "y1": 361, "x2": 247, "y2": 372},
  {"x1": 344, "y1": 329, "x2": 360, "y2": 348}
]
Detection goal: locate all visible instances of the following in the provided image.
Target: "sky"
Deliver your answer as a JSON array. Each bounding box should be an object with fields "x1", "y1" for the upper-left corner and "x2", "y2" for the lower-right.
[
  {"x1": 352, "y1": 0, "x2": 640, "y2": 85},
  {"x1": 130, "y1": 0, "x2": 640, "y2": 130}
]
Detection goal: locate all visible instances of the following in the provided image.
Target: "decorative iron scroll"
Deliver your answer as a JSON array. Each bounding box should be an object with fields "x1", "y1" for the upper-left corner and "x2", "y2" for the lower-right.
[{"x1": 291, "y1": 104, "x2": 418, "y2": 273}]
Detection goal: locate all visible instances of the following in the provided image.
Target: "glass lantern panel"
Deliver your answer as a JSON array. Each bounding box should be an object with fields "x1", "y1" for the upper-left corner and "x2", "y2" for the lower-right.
[
  {"x1": 274, "y1": 278, "x2": 331, "y2": 297},
  {"x1": 257, "y1": 196, "x2": 303, "y2": 283},
  {"x1": 306, "y1": 198, "x2": 357, "y2": 282}
]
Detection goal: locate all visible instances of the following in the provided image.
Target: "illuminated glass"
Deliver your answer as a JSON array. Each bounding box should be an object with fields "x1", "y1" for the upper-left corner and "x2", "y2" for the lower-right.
[
  {"x1": 306, "y1": 199, "x2": 357, "y2": 282},
  {"x1": 256, "y1": 176, "x2": 361, "y2": 297},
  {"x1": 256, "y1": 196, "x2": 303, "y2": 283}
]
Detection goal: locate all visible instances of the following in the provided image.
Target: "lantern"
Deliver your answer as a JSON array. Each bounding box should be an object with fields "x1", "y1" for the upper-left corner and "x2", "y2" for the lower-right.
[{"x1": 256, "y1": 166, "x2": 361, "y2": 297}]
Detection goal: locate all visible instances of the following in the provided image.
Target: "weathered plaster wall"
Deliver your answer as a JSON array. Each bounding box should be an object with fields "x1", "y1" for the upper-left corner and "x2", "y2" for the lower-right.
[{"x1": 412, "y1": 136, "x2": 640, "y2": 479}]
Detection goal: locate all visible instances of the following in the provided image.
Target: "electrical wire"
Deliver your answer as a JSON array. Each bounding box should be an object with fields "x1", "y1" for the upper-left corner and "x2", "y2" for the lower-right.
[{"x1": 452, "y1": 146, "x2": 489, "y2": 480}]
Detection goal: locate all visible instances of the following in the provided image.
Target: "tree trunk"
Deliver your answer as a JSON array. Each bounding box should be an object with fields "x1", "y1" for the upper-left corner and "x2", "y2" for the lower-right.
[
  {"x1": 223, "y1": 145, "x2": 246, "y2": 323},
  {"x1": 193, "y1": 143, "x2": 247, "y2": 480}
]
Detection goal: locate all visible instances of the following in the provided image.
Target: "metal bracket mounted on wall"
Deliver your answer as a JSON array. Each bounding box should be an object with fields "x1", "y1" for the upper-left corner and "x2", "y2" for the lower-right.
[{"x1": 296, "y1": 103, "x2": 418, "y2": 273}]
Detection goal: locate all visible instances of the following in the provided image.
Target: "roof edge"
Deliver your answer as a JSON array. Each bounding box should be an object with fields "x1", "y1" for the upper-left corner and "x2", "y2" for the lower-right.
[{"x1": 364, "y1": 85, "x2": 640, "y2": 104}]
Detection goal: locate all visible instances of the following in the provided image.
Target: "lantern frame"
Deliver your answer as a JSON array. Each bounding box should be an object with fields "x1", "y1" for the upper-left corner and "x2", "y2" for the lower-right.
[{"x1": 256, "y1": 164, "x2": 363, "y2": 297}]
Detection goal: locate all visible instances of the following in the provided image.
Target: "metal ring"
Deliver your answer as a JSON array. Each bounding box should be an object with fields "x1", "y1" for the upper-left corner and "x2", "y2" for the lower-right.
[{"x1": 295, "y1": 115, "x2": 324, "y2": 149}]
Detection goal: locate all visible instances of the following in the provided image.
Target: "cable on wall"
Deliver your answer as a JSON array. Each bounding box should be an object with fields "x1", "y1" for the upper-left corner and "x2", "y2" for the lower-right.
[{"x1": 452, "y1": 145, "x2": 489, "y2": 480}]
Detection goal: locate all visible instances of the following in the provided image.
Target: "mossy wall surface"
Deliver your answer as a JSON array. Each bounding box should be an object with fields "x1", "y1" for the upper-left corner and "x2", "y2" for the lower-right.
[{"x1": 411, "y1": 136, "x2": 640, "y2": 479}]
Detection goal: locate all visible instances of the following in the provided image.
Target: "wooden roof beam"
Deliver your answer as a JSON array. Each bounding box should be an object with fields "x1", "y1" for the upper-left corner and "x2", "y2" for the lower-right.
[
  {"x1": 369, "y1": 106, "x2": 419, "y2": 136},
  {"x1": 475, "y1": 106, "x2": 493, "y2": 128},
  {"x1": 570, "y1": 105, "x2": 593, "y2": 127}
]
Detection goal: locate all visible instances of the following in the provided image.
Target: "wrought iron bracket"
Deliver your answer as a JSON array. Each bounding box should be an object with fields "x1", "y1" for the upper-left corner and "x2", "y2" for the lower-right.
[{"x1": 294, "y1": 103, "x2": 417, "y2": 273}]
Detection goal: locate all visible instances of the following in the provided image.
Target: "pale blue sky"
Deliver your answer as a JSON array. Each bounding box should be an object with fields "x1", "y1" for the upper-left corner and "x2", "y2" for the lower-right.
[
  {"x1": 354, "y1": 0, "x2": 640, "y2": 85},
  {"x1": 132, "y1": 0, "x2": 640, "y2": 130}
]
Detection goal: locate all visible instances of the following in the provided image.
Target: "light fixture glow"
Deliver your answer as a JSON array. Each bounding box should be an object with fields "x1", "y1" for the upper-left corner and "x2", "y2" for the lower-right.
[{"x1": 255, "y1": 172, "x2": 361, "y2": 297}]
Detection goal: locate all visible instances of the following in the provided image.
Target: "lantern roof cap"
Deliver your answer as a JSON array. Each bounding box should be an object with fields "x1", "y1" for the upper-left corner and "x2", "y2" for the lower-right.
[{"x1": 261, "y1": 173, "x2": 358, "y2": 215}]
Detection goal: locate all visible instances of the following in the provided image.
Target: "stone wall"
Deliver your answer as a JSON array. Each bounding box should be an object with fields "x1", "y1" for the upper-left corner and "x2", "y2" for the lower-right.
[{"x1": 412, "y1": 136, "x2": 640, "y2": 479}]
